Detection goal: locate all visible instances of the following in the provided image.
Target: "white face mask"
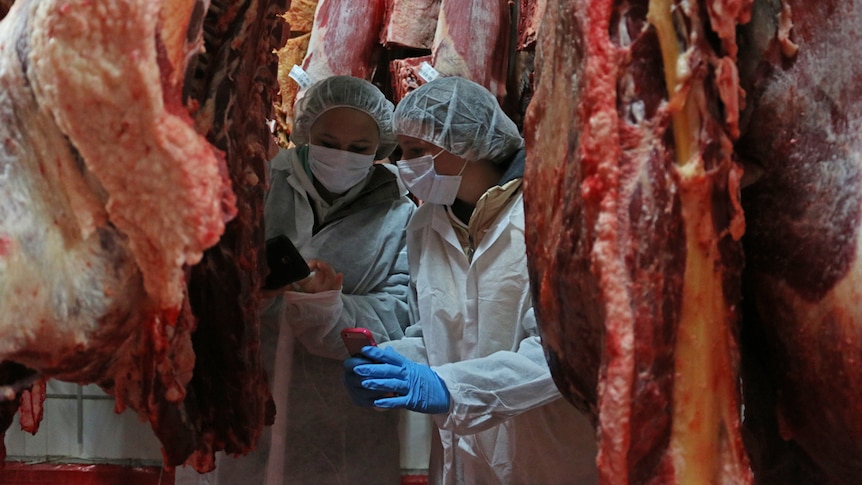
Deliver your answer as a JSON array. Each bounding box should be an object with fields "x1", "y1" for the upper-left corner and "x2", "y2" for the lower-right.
[
  {"x1": 397, "y1": 150, "x2": 467, "y2": 205},
  {"x1": 308, "y1": 144, "x2": 375, "y2": 194}
]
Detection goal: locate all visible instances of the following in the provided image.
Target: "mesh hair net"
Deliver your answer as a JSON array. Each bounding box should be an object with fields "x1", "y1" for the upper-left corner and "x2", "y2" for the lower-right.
[
  {"x1": 292, "y1": 76, "x2": 397, "y2": 160},
  {"x1": 393, "y1": 77, "x2": 524, "y2": 162}
]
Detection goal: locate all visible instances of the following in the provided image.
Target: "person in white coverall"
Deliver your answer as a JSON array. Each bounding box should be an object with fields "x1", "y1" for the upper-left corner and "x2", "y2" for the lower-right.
[
  {"x1": 177, "y1": 75, "x2": 414, "y2": 485},
  {"x1": 343, "y1": 76, "x2": 599, "y2": 485}
]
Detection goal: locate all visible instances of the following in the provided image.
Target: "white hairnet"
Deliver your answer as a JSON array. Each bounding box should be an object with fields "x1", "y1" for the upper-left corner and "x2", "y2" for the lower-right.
[
  {"x1": 292, "y1": 76, "x2": 397, "y2": 160},
  {"x1": 393, "y1": 77, "x2": 524, "y2": 163}
]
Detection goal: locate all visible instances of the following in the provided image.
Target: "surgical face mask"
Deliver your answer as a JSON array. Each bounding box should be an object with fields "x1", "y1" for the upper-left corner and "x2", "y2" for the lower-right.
[
  {"x1": 307, "y1": 144, "x2": 375, "y2": 194},
  {"x1": 397, "y1": 150, "x2": 467, "y2": 205}
]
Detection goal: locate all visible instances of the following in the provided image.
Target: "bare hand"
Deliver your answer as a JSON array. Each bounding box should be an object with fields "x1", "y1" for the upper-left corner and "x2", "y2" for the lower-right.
[{"x1": 293, "y1": 259, "x2": 343, "y2": 293}]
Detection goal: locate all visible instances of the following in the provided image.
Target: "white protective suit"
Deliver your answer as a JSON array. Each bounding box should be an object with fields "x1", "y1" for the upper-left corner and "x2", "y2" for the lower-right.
[
  {"x1": 176, "y1": 146, "x2": 415, "y2": 485},
  {"x1": 385, "y1": 183, "x2": 598, "y2": 485},
  {"x1": 264, "y1": 147, "x2": 414, "y2": 485},
  {"x1": 176, "y1": 75, "x2": 413, "y2": 485}
]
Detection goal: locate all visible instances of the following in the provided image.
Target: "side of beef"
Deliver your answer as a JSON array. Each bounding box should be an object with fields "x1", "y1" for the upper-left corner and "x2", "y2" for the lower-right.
[
  {"x1": 524, "y1": 0, "x2": 752, "y2": 482},
  {"x1": 737, "y1": 1, "x2": 862, "y2": 483},
  {"x1": 178, "y1": 0, "x2": 288, "y2": 469},
  {"x1": 0, "y1": 0, "x2": 286, "y2": 471}
]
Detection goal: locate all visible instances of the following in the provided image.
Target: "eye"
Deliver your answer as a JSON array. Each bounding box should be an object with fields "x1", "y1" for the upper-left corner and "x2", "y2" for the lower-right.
[
  {"x1": 321, "y1": 141, "x2": 338, "y2": 149},
  {"x1": 347, "y1": 145, "x2": 372, "y2": 154},
  {"x1": 404, "y1": 148, "x2": 424, "y2": 158}
]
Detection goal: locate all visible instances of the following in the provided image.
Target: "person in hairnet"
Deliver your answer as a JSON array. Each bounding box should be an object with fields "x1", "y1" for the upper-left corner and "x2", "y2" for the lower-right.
[
  {"x1": 181, "y1": 75, "x2": 415, "y2": 485},
  {"x1": 343, "y1": 76, "x2": 598, "y2": 485}
]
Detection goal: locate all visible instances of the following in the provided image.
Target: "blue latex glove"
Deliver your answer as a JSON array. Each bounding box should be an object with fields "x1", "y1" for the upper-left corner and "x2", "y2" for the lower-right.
[
  {"x1": 352, "y1": 346, "x2": 451, "y2": 414},
  {"x1": 343, "y1": 354, "x2": 390, "y2": 408}
]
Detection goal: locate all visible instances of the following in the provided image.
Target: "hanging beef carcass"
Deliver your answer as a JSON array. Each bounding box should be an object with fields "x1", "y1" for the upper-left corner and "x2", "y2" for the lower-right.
[
  {"x1": 736, "y1": 1, "x2": 862, "y2": 483},
  {"x1": 431, "y1": 0, "x2": 512, "y2": 101},
  {"x1": 381, "y1": 0, "x2": 440, "y2": 49},
  {"x1": 0, "y1": 0, "x2": 287, "y2": 471},
  {"x1": 300, "y1": 0, "x2": 387, "y2": 83},
  {"x1": 517, "y1": 0, "x2": 546, "y2": 51},
  {"x1": 523, "y1": 0, "x2": 752, "y2": 482},
  {"x1": 386, "y1": 0, "x2": 515, "y2": 106},
  {"x1": 177, "y1": 0, "x2": 288, "y2": 471},
  {"x1": 273, "y1": 0, "x2": 384, "y2": 141},
  {"x1": 384, "y1": 0, "x2": 440, "y2": 103}
]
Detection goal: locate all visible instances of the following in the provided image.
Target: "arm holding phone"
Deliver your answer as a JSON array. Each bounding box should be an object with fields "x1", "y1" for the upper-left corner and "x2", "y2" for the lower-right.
[
  {"x1": 280, "y1": 237, "x2": 412, "y2": 360},
  {"x1": 341, "y1": 328, "x2": 405, "y2": 410},
  {"x1": 262, "y1": 248, "x2": 409, "y2": 360},
  {"x1": 344, "y1": 345, "x2": 451, "y2": 414}
]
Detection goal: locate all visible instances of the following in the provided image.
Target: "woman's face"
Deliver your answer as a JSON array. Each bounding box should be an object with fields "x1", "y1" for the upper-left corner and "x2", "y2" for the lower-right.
[
  {"x1": 309, "y1": 107, "x2": 380, "y2": 156},
  {"x1": 396, "y1": 135, "x2": 466, "y2": 176}
]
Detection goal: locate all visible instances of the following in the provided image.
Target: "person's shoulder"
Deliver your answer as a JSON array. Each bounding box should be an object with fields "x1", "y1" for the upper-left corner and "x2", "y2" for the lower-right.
[
  {"x1": 365, "y1": 164, "x2": 413, "y2": 205},
  {"x1": 369, "y1": 163, "x2": 402, "y2": 189},
  {"x1": 374, "y1": 184, "x2": 417, "y2": 226},
  {"x1": 269, "y1": 146, "x2": 301, "y2": 173},
  {"x1": 391, "y1": 192, "x2": 417, "y2": 212}
]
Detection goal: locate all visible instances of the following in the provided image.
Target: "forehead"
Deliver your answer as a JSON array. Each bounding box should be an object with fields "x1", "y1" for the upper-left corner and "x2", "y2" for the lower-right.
[
  {"x1": 396, "y1": 135, "x2": 437, "y2": 151},
  {"x1": 310, "y1": 107, "x2": 380, "y2": 141}
]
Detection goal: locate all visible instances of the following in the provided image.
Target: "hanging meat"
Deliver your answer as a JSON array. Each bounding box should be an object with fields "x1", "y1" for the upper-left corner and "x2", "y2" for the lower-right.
[
  {"x1": 736, "y1": 1, "x2": 862, "y2": 483},
  {"x1": 381, "y1": 0, "x2": 440, "y2": 49},
  {"x1": 523, "y1": 0, "x2": 752, "y2": 482},
  {"x1": 5, "y1": 0, "x2": 859, "y2": 481},
  {"x1": 0, "y1": 0, "x2": 286, "y2": 471},
  {"x1": 273, "y1": 0, "x2": 386, "y2": 142},
  {"x1": 525, "y1": 0, "x2": 862, "y2": 483},
  {"x1": 300, "y1": 0, "x2": 387, "y2": 83},
  {"x1": 431, "y1": 0, "x2": 512, "y2": 101},
  {"x1": 517, "y1": 0, "x2": 546, "y2": 51}
]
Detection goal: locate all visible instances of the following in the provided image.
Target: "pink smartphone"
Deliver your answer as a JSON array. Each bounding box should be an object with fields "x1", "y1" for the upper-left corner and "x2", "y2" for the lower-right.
[{"x1": 341, "y1": 327, "x2": 377, "y2": 356}]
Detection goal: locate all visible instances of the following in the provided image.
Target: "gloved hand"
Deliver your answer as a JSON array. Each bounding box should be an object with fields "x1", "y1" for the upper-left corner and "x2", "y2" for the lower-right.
[
  {"x1": 350, "y1": 346, "x2": 451, "y2": 414},
  {"x1": 343, "y1": 354, "x2": 391, "y2": 408}
]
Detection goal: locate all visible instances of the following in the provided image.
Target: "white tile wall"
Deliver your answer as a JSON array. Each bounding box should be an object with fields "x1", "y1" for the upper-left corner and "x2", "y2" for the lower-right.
[
  {"x1": 81, "y1": 399, "x2": 164, "y2": 460},
  {"x1": 4, "y1": 379, "x2": 163, "y2": 464},
  {"x1": 6, "y1": 380, "x2": 433, "y2": 472},
  {"x1": 46, "y1": 380, "x2": 78, "y2": 395}
]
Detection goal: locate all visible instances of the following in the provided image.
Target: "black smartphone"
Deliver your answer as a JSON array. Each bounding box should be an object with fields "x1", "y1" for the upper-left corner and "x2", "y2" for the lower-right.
[{"x1": 263, "y1": 234, "x2": 311, "y2": 290}]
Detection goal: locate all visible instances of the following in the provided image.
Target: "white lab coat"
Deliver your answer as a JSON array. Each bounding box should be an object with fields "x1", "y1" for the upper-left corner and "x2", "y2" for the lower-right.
[
  {"x1": 386, "y1": 191, "x2": 599, "y2": 485},
  {"x1": 176, "y1": 147, "x2": 414, "y2": 485}
]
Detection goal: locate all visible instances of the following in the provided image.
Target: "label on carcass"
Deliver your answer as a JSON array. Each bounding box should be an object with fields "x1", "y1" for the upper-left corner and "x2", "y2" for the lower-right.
[
  {"x1": 417, "y1": 62, "x2": 440, "y2": 82},
  {"x1": 289, "y1": 65, "x2": 314, "y2": 89}
]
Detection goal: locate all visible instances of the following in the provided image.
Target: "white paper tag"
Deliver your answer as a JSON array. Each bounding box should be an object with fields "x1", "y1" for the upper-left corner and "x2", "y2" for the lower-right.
[
  {"x1": 417, "y1": 62, "x2": 440, "y2": 82},
  {"x1": 289, "y1": 65, "x2": 314, "y2": 89}
]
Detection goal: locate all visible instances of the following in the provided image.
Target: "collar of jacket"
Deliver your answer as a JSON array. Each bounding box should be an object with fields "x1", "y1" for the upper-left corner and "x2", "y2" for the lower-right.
[{"x1": 407, "y1": 190, "x2": 525, "y2": 258}]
